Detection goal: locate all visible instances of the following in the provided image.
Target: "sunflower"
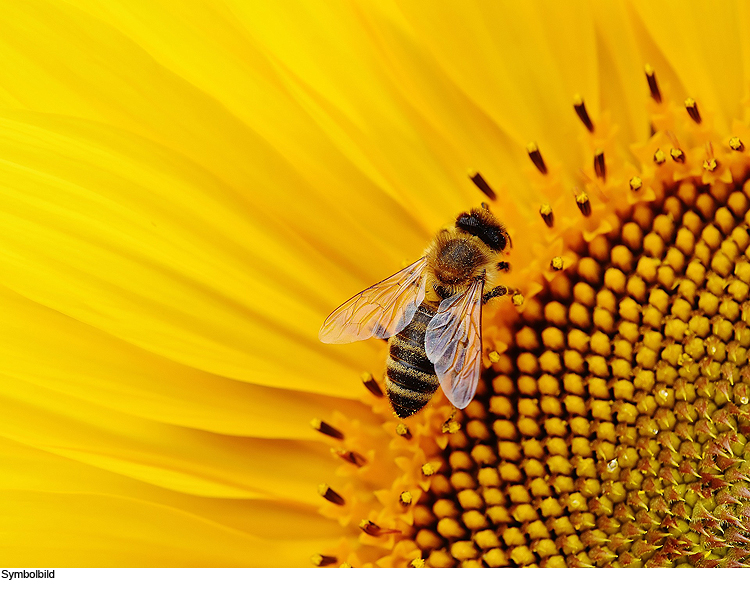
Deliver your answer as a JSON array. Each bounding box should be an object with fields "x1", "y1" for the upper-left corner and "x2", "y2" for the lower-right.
[{"x1": 1, "y1": 0, "x2": 750, "y2": 568}]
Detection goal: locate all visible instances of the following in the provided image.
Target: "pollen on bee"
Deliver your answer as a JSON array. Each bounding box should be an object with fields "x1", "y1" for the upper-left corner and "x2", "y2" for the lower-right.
[
  {"x1": 685, "y1": 98, "x2": 702, "y2": 124},
  {"x1": 573, "y1": 94, "x2": 594, "y2": 132},
  {"x1": 469, "y1": 171, "x2": 497, "y2": 200},
  {"x1": 526, "y1": 142, "x2": 548, "y2": 174}
]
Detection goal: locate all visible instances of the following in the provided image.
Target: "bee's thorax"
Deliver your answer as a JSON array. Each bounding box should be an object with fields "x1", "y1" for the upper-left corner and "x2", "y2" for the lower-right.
[{"x1": 427, "y1": 232, "x2": 493, "y2": 290}]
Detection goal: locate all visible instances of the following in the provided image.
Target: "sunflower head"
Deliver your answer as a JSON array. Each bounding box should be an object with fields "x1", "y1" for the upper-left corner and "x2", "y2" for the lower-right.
[{"x1": 312, "y1": 64, "x2": 750, "y2": 568}]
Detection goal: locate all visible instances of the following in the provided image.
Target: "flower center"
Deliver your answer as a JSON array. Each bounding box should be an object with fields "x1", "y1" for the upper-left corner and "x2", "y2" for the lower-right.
[
  {"x1": 311, "y1": 66, "x2": 750, "y2": 568},
  {"x1": 411, "y1": 175, "x2": 750, "y2": 567}
]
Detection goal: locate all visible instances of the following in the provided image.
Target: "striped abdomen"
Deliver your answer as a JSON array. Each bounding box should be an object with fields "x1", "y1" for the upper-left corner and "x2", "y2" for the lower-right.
[{"x1": 385, "y1": 302, "x2": 440, "y2": 418}]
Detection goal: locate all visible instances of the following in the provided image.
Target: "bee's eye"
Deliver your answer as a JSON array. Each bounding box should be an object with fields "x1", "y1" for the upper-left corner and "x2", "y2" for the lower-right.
[{"x1": 455, "y1": 211, "x2": 506, "y2": 252}]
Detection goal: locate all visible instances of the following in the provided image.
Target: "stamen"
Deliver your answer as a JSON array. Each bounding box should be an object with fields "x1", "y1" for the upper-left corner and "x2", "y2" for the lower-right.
[
  {"x1": 575, "y1": 191, "x2": 592, "y2": 216},
  {"x1": 488, "y1": 350, "x2": 501, "y2": 363},
  {"x1": 512, "y1": 293, "x2": 524, "y2": 306},
  {"x1": 359, "y1": 519, "x2": 401, "y2": 537},
  {"x1": 361, "y1": 372, "x2": 383, "y2": 397},
  {"x1": 594, "y1": 150, "x2": 606, "y2": 180},
  {"x1": 310, "y1": 554, "x2": 338, "y2": 567},
  {"x1": 409, "y1": 558, "x2": 426, "y2": 568},
  {"x1": 670, "y1": 148, "x2": 685, "y2": 163},
  {"x1": 332, "y1": 448, "x2": 367, "y2": 467},
  {"x1": 551, "y1": 256, "x2": 564, "y2": 271},
  {"x1": 318, "y1": 483, "x2": 345, "y2": 506},
  {"x1": 730, "y1": 137, "x2": 745, "y2": 152},
  {"x1": 645, "y1": 64, "x2": 662, "y2": 103},
  {"x1": 653, "y1": 149, "x2": 666, "y2": 165},
  {"x1": 442, "y1": 416, "x2": 461, "y2": 434},
  {"x1": 630, "y1": 176, "x2": 643, "y2": 191},
  {"x1": 703, "y1": 144, "x2": 717, "y2": 172},
  {"x1": 311, "y1": 418, "x2": 344, "y2": 440},
  {"x1": 399, "y1": 491, "x2": 413, "y2": 506},
  {"x1": 421, "y1": 462, "x2": 439, "y2": 477},
  {"x1": 395, "y1": 423, "x2": 412, "y2": 440},
  {"x1": 685, "y1": 98, "x2": 702, "y2": 124},
  {"x1": 539, "y1": 203, "x2": 554, "y2": 227},
  {"x1": 526, "y1": 142, "x2": 548, "y2": 174},
  {"x1": 573, "y1": 95, "x2": 594, "y2": 132},
  {"x1": 469, "y1": 171, "x2": 497, "y2": 200}
]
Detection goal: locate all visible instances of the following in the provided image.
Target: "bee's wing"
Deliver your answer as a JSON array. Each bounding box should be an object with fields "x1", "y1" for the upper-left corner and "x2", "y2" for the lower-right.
[
  {"x1": 424, "y1": 277, "x2": 484, "y2": 409},
  {"x1": 319, "y1": 258, "x2": 428, "y2": 344}
]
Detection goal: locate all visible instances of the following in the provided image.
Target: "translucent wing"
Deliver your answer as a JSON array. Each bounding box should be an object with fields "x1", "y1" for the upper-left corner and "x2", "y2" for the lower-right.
[
  {"x1": 319, "y1": 258, "x2": 428, "y2": 344},
  {"x1": 424, "y1": 277, "x2": 484, "y2": 409}
]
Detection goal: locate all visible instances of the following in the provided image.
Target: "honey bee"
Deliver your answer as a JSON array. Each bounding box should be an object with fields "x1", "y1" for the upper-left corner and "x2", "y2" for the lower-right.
[{"x1": 319, "y1": 205, "x2": 512, "y2": 418}]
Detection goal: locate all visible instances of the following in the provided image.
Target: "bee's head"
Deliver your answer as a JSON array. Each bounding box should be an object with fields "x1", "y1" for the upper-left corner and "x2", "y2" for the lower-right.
[{"x1": 455, "y1": 207, "x2": 510, "y2": 253}]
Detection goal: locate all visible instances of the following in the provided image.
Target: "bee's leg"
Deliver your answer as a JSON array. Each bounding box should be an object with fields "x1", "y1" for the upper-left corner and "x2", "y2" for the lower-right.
[
  {"x1": 496, "y1": 261, "x2": 510, "y2": 272},
  {"x1": 483, "y1": 285, "x2": 509, "y2": 304},
  {"x1": 434, "y1": 284, "x2": 452, "y2": 300}
]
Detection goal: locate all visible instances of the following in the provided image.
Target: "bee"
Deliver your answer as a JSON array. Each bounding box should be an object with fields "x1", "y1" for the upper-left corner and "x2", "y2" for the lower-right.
[{"x1": 319, "y1": 205, "x2": 512, "y2": 418}]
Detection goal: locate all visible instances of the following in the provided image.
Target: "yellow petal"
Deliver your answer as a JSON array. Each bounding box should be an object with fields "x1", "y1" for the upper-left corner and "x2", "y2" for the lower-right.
[
  {"x1": 0, "y1": 109, "x2": 399, "y2": 396},
  {"x1": 0, "y1": 367, "x2": 338, "y2": 500},
  {"x1": 0, "y1": 285, "x2": 365, "y2": 438},
  {"x1": 631, "y1": 0, "x2": 745, "y2": 131},
  {"x1": 0, "y1": 436, "x2": 340, "y2": 543},
  {"x1": 0, "y1": 490, "x2": 325, "y2": 567}
]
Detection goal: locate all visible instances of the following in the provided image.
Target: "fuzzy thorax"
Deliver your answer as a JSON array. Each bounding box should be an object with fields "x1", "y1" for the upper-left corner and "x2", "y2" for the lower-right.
[{"x1": 424, "y1": 229, "x2": 505, "y2": 299}]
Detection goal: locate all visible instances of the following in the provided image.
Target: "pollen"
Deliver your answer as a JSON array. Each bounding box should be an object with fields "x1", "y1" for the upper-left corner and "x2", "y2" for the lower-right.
[{"x1": 730, "y1": 137, "x2": 745, "y2": 152}]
